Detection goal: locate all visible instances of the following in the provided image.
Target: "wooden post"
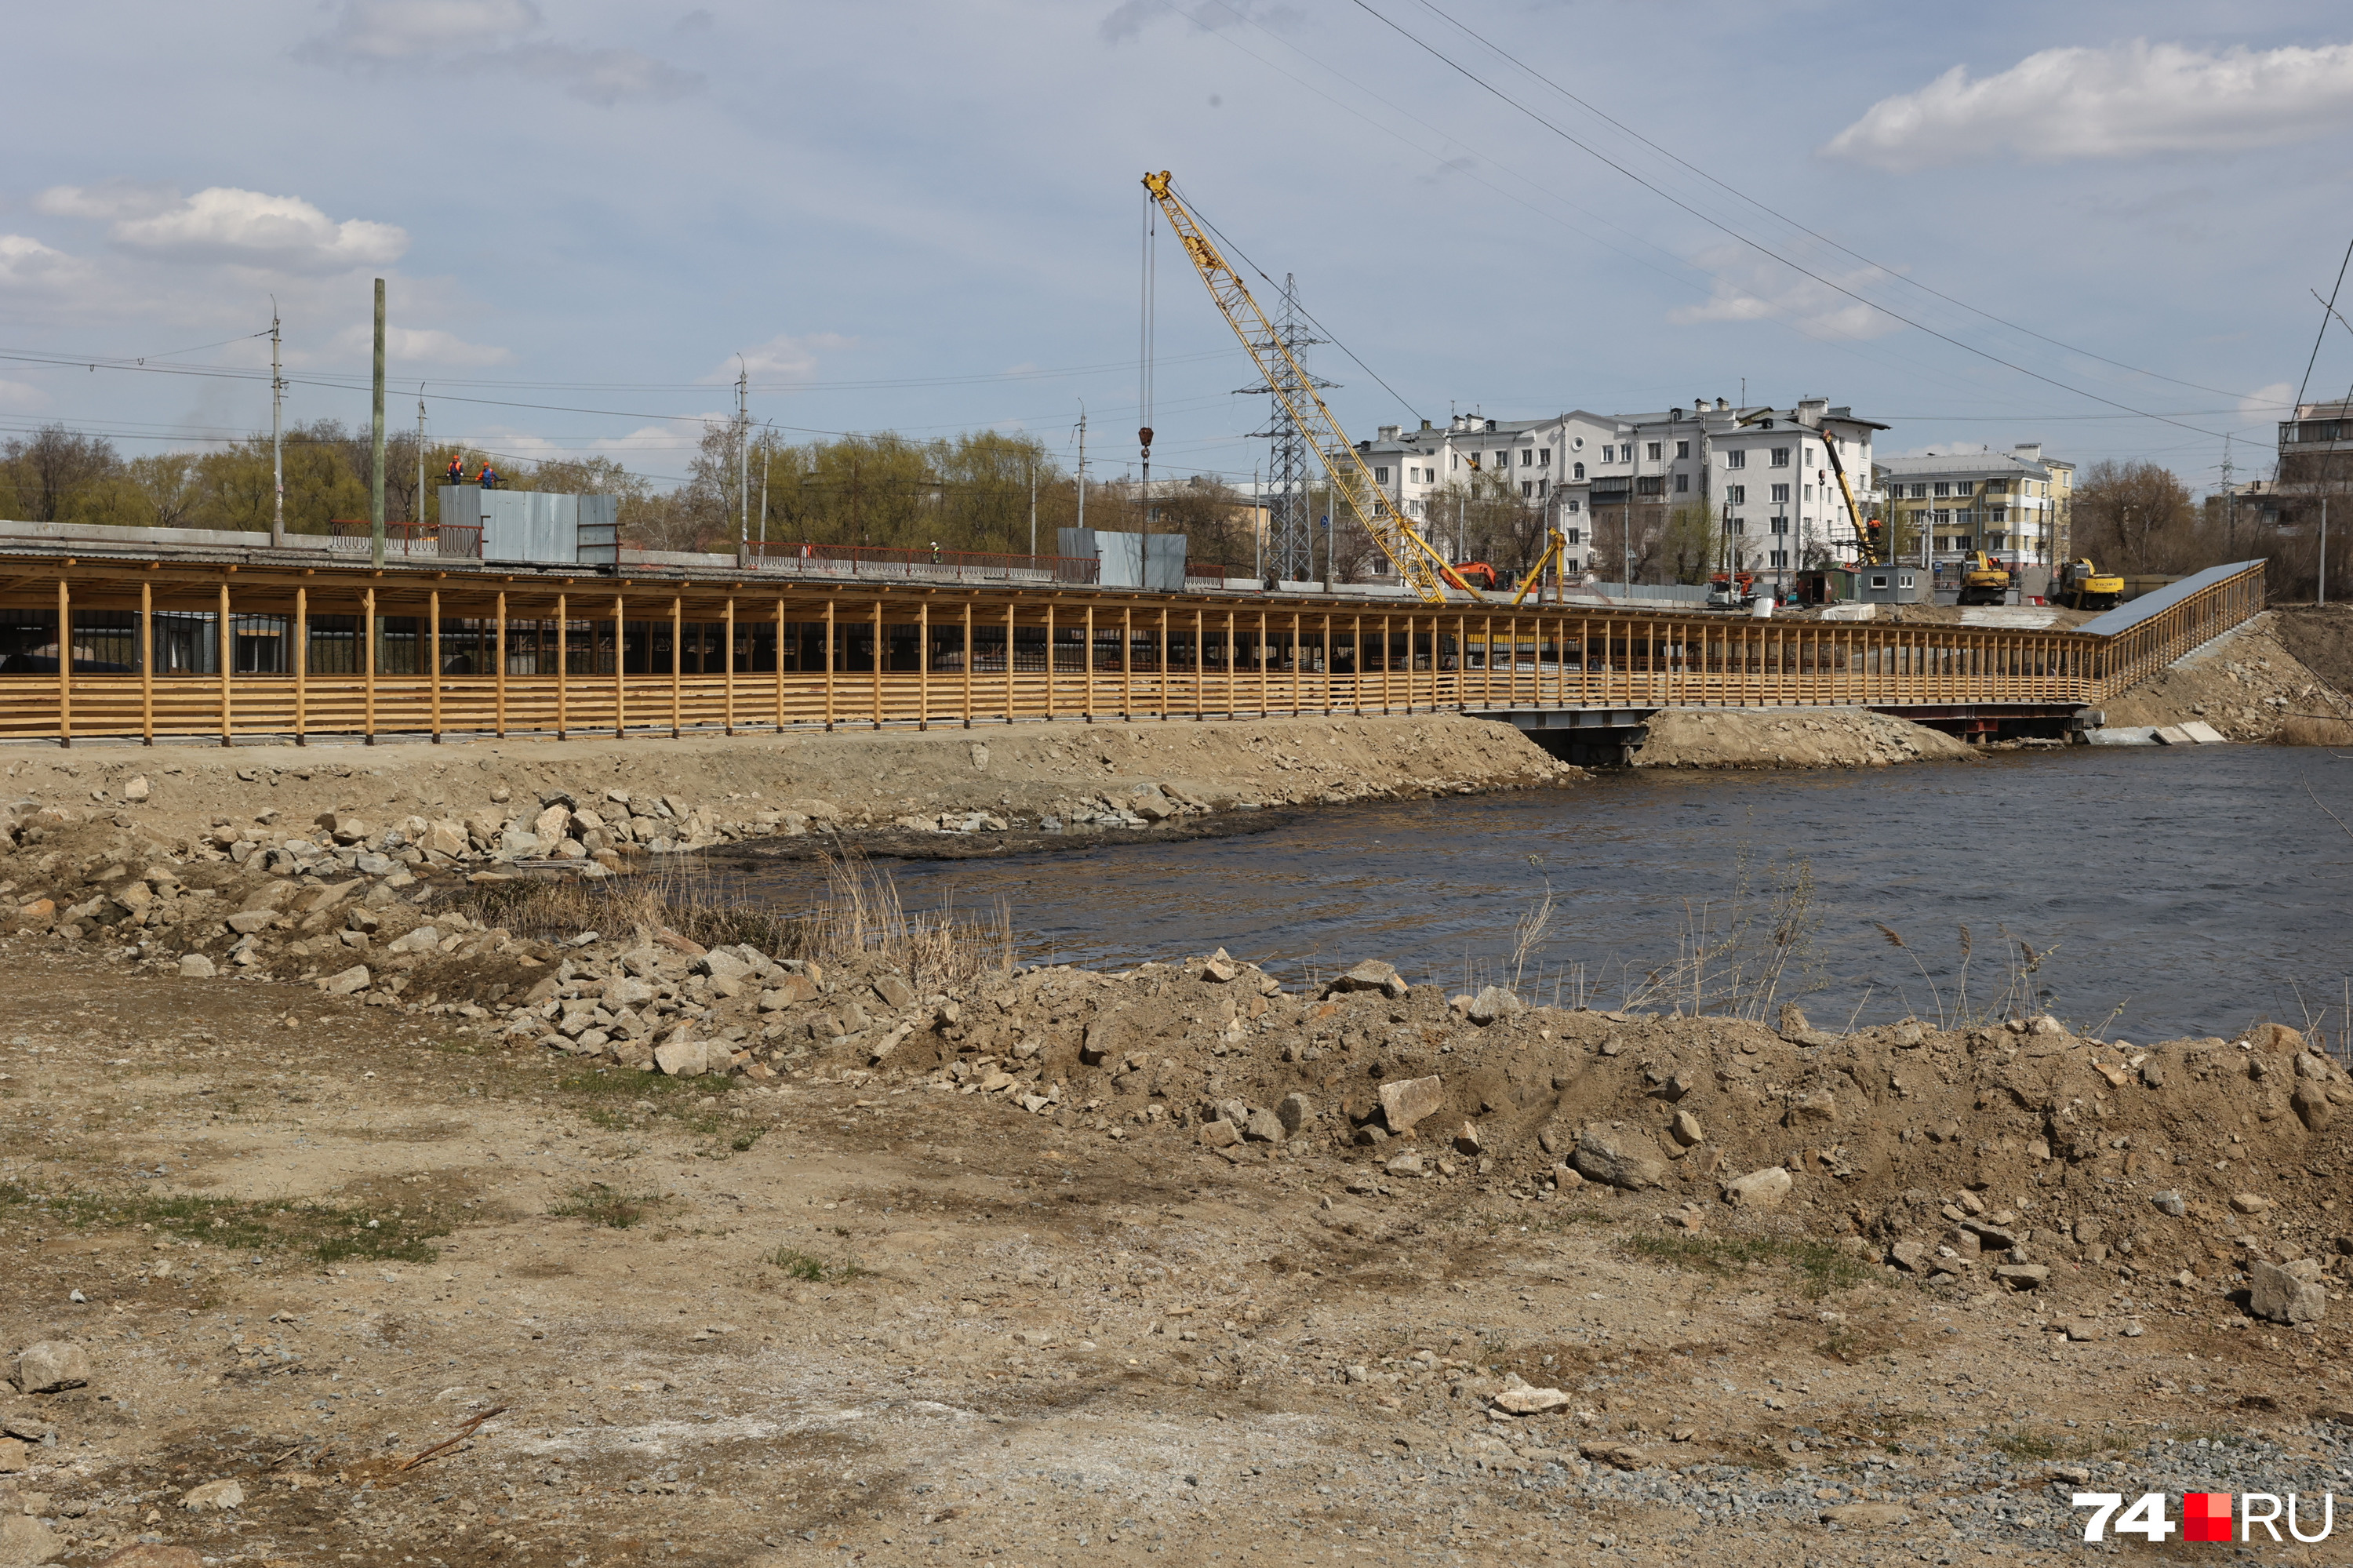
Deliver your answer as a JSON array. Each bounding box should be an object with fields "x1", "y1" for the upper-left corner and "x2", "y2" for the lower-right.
[
  {"x1": 1379, "y1": 614, "x2": 1391, "y2": 713},
  {"x1": 961, "y1": 599, "x2": 974, "y2": 728},
  {"x1": 774, "y1": 597, "x2": 787, "y2": 730},
  {"x1": 1003, "y1": 601, "x2": 1016, "y2": 725},
  {"x1": 1351, "y1": 614, "x2": 1362, "y2": 715},
  {"x1": 1158, "y1": 607, "x2": 1170, "y2": 721},
  {"x1": 493, "y1": 590, "x2": 507, "y2": 737},
  {"x1": 555, "y1": 592, "x2": 567, "y2": 740},
  {"x1": 55, "y1": 577, "x2": 71, "y2": 748},
  {"x1": 1121, "y1": 606, "x2": 1133, "y2": 722},
  {"x1": 869, "y1": 598, "x2": 883, "y2": 730},
  {"x1": 1195, "y1": 609, "x2": 1206, "y2": 720},
  {"x1": 918, "y1": 598, "x2": 930, "y2": 731},
  {"x1": 723, "y1": 595, "x2": 736, "y2": 735},
  {"x1": 216, "y1": 579, "x2": 232, "y2": 748},
  {"x1": 139, "y1": 578, "x2": 154, "y2": 746},
  {"x1": 669, "y1": 595, "x2": 683, "y2": 738},
  {"x1": 823, "y1": 596, "x2": 836, "y2": 731},
  {"x1": 1083, "y1": 604, "x2": 1096, "y2": 722},
  {"x1": 1291, "y1": 610, "x2": 1303, "y2": 716},
  {"x1": 1045, "y1": 602, "x2": 1056, "y2": 721},
  {"x1": 428, "y1": 588, "x2": 442, "y2": 743},
  {"x1": 613, "y1": 593, "x2": 626, "y2": 739}
]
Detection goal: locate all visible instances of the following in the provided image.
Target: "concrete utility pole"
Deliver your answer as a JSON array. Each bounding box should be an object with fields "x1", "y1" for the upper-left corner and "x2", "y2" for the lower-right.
[
  {"x1": 369, "y1": 278, "x2": 386, "y2": 570},
  {"x1": 2323, "y1": 497, "x2": 2330, "y2": 607},
  {"x1": 759, "y1": 423, "x2": 773, "y2": 548},
  {"x1": 736, "y1": 360, "x2": 750, "y2": 553},
  {"x1": 270, "y1": 301, "x2": 285, "y2": 549},
  {"x1": 1027, "y1": 460, "x2": 1036, "y2": 557},
  {"x1": 1074, "y1": 406, "x2": 1087, "y2": 537},
  {"x1": 414, "y1": 388, "x2": 425, "y2": 529}
]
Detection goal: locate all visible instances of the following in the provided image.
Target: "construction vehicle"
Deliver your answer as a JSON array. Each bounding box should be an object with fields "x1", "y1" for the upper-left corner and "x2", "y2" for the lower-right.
[
  {"x1": 1442, "y1": 560, "x2": 1504, "y2": 592},
  {"x1": 1955, "y1": 551, "x2": 2013, "y2": 606},
  {"x1": 2052, "y1": 558, "x2": 2124, "y2": 611},
  {"x1": 1706, "y1": 570, "x2": 1759, "y2": 609},
  {"x1": 1142, "y1": 171, "x2": 1474, "y2": 605},
  {"x1": 1510, "y1": 529, "x2": 1570, "y2": 607}
]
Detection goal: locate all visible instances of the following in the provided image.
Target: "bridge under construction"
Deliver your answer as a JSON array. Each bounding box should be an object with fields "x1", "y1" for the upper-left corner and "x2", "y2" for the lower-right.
[{"x1": 0, "y1": 522, "x2": 2264, "y2": 753}]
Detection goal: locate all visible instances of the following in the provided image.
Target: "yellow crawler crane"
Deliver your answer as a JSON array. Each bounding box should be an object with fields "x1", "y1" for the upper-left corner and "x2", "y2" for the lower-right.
[{"x1": 1142, "y1": 171, "x2": 1471, "y2": 606}]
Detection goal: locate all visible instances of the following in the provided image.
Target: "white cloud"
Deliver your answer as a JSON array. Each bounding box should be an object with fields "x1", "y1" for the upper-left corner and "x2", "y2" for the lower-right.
[
  {"x1": 35, "y1": 180, "x2": 178, "y2": 221},
  {"x1": 1824, "y1": 39, "x2": 2353, "y2": 172},
  {"x1": 1667, "y1": 249, "x2": 1901, "y2": 341},
  {"x1": 1100, "y1": 0, "x2": 1300, "y2": 45},
  {"x1": 328, "y1": 322, "x2": 512, "y2": 366},
  {"x1": 2242, "y1": 380, "x2": 2297, "y2": 418},
  {"x1": 0, "y1": 234, "x2": 88, "y2": 292},
  {"x1": 0, "y1": 379, "x2": 49, "y2": 413},
  {"x1": 711, "y1": 331, "x2": 857, "y2": 384},
  {"x1": 108, "y1": 188, "x2": 407, "y2": 273},
  {"x1": 297, "y1": 0, "x2": 701, "y2": 105}
]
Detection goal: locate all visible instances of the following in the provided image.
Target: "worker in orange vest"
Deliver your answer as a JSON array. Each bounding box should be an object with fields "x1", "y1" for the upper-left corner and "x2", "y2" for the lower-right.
[
  {"x1": 478, "y1": 464, "x2": 499, "y2": 490},
  {"x1": 446, "y1": 455, "x2": 464, "y2": 488}
]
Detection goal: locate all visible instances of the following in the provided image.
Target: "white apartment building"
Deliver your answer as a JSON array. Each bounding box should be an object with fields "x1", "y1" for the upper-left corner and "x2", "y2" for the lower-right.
[{"x1": 1351, "y1": 396, "x2": 1884, "y2": 580}]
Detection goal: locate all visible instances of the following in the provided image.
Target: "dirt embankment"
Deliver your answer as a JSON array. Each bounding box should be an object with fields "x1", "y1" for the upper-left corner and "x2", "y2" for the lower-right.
[
  {"x1": 0, "y1": 711, "x2": 1578, "y2": 872},
  {"x1": 1634, "y1": 706, "x2": 1974, "y2": 769},
  {"x1": 2098, "y1": 609, "x2": 2353, "y2": 740},
  {"x1": 7, "y1": 809, "x2": 2353, "y2": 1564}
]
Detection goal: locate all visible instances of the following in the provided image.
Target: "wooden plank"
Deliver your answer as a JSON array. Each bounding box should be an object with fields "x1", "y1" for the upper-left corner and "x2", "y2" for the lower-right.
[
  {"x1": 870, "y1": 598, "x2": 883, "y2": 729},
  {"x1": 217, "y1": 579, "x2": 231, "y2": 748},
  {"x1": 429, "y1": 588, "x2": 442, "y2": 742},
  {"x1": 554, "y1": 591, "x2": 567, "y2": 740},
  {"x1": 724, "y1": 595, "x2": 736, "y2": 735},
  {"x1": 824, "y1": 596, "x2": 835, "y2": 731},
  {"x1": 613, "y1": 594, "x2": 626, "y2": 739},
  {"x1": 1122, "y1": 605, "x2": 1133, "y2": 722},
  {"x1": 1084, "y1": 603, "x2": 1095, "y2": 723},
  {"x1": 1003, "y1": 600, "x2": 1015, "y2": 726},
  {"x1": 775, "y1": 596, "x2": 787, "y2": 730},
  {"x1": 140, "y1": 578, "x2": 154, "y2": 746},
  {"x1": 56, "y1": 576, "x2": 70, "y2": 747},
  {"x1": 1045, "y1": 602, "x2": 1056, "y2": 722},
  {"x1": 670, "y1": 595, "x2": 683, "y2": 739},
  {"x1": 493, "y1": 590, "x2": 506, "y2": 737},
  {"x1": 918, "y1": 598, "x2": 931, "y2": 731},
  {"x1": 962, "y1": 598, "x2": 973, "y2": 728}
]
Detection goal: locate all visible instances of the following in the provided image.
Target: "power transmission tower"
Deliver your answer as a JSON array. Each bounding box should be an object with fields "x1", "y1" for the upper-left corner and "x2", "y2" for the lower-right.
[
  {"x1": 1239, "y1": 275, "x2": 1333, "y2": 583},
  {"x1": 2220, "y1": 433, "x2": 2235, "y2": 555}
]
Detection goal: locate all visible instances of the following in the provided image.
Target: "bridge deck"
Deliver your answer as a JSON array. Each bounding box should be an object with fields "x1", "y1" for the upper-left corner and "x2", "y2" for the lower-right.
[{"x1": 0, "y1": 544, "x2": 2265, "y2": 746}]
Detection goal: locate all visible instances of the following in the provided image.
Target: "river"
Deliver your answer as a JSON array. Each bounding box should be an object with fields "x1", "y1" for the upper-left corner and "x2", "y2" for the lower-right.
[{"x1": 722, "y1": 746, "x2": 2353, "y2": 1046}]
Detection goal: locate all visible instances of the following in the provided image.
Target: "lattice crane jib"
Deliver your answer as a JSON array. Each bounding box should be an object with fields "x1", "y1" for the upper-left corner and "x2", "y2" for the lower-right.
[{"x1": 1141, "y1": 172, "x2": 1467, "y2": 606}]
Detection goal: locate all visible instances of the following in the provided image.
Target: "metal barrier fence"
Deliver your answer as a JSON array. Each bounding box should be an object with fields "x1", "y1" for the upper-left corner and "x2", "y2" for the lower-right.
[
  {"x1": 740, "y1": 540, "x2": 1097, "y2": 586},
  {"x1": 325, "y1": 521, "x2": 483, "y2": 559}
]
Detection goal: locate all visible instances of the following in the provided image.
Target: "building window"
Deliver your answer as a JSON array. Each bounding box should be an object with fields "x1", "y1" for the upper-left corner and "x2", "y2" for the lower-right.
[
  {"x1": 1646, "y1": 442, "x2": 1661, "y2": 460},
  {"x1": 1933, "y1": 482, "x2": 1950, "y2": 497},
  {"x1": 1724, "y1": 449, "x2": 1745, "y2": 469},
  {"x1": 1521, "y1": 481, "x2": 1534, "y2": 498},
  {"x1": 1494, "y1": 451, "x2": 1507, "y2": 469},
  {"x1": 1635, "y1": 475, "x2": 1664, "y2": 497},
  {"x1": 1933, "y1": 509, "x2": 1951, "y2": 526},
  {"x1": 1675, "y1": 473, "x2": 1689, "y2": 493},
  {"x1": 1769, "y1": 549, "x2": 1789, "y2": 568},
  {"x1": 1566, "y1": 500, "x2": 1580, "y2": 513},
  {"x1": 1726, "y1": 484, "x2": 1745, "y2": 504},
  {"x1": 1406, "y1": 500, "x2": 1424, "y2": 518},
  {"x1": 1521, "y1": 449, "x2": 1534, "y2": 467},
  {"x1": 1991, "y1": 506, "x2": 2007, "y2": 522},
  {"x1": 1910, "y1": 483, "x2": 1928, "y2": 499},
  {"x1": 1769, "y1": 446, "x2": 1790, "y2": 467},
  {"x1": 1565, "y1": 527, "x2": 1581, "y2": 544},
  {"x1": 1870, "y1": 575, "x2": 1889, "y2": 591},
  {"x1": 1601, "y1": 445, "x2": 1615, "y2": 463},
  {"x1": 1537, "y1": 478, "x2": 1548, "y2": 497},
  {"x1": 1450, "y1": 453, "x2": 1460, "y2": 471},
  {"x1": 1953, "y1": 481, "x2": 1973, "y2": 497},
  {"x1": 1539, "y1": 448, "x2": 1551, "y2": 467},
  {"x1": 1769, "y1": 516, "x2": 1789, "y2": 535},
  {"x1": 1730, "y1": 518, "x2": 1746, "y2": 534},
  {"x1": 1573, "y1": 462, "x2": 1584, "y2": 479},
  {"x1": 1770, "y1": 482, "x2": 1790, "y2": 504},
  {"x1": 1675, "y1": 440, "x2": 1689, "y2": 459},
  {"x1": 1374, "y1": 467, "x2": 1390, "y2": 483}
]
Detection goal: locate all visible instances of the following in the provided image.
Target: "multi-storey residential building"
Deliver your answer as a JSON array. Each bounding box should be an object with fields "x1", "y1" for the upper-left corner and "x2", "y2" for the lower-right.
[
  {"x1": 1348, "y1": 396, "x2": 1884, "y2": 584},
  {"x1": 1874, "y1": 443, "x2": 2071, "y2": 588}
]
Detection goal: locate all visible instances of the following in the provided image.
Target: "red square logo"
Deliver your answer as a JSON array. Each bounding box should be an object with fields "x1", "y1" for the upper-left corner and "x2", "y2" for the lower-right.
[{"x1": 2183, "y1": 1492, "x2": 2232, "y2": 1543}]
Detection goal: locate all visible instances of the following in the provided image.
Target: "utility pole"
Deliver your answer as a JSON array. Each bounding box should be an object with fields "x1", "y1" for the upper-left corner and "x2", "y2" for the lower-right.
[
  {"x1": 1027, "y1": 460, "x2": 1037, "y2": 557},
  {"x1": 2220, "y1": 434, "x2": 2236, "y2": 555},
  {"x1": 414, "y1": 388, "x2": 425, "y2": 529},
  {"x1": 369, "y1": 278, "x2": 386, "y2": 571},
  {"x1": 736, "y1": 359, "x2": 750, "y2": 554},
  {"x1": 2323, "y1": 497, "x2": 2330, "y2": 607},
  {"x1": 759, "y1": 424, "x2": 772, "y2": 548},
  {"x1": 270, "y1": 301, "x2": 285, "y2": 549},
  {"x1": 1074, "y1": 406, "x2": 1087, "y2": 536}
]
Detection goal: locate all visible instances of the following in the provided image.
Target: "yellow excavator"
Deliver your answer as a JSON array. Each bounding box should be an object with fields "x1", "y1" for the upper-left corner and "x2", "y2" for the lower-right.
[
  {"x1": 1955, "y1": 551, "x2": 2012, "y2": 606},
  {"x1": 2051, "y1": 558, "x2": 2124, "y2": 611}
]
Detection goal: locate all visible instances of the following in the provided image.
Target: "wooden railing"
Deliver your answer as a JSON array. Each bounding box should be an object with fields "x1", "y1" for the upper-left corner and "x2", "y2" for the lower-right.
[{"x1": 0, "y1": 560, "x2": 2266, "y2": 745}]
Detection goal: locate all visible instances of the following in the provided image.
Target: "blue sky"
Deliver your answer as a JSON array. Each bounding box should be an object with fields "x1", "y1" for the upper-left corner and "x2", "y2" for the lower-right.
[{"x1": 7, "y1": 0, "x2": 2353, "y2": 498}]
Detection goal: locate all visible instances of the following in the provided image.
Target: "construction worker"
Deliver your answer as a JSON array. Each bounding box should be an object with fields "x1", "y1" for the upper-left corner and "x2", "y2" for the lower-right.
[
  {"x1": 478, "y1": 463, "x2": 499, "y2": 490},
  {"x1": 445, "y1": 455, "x2": 464, "y2": 488}
]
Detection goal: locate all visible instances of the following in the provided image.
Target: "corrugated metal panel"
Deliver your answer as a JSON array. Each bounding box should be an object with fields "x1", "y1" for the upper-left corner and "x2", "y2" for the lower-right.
[
  {"x1": 2074, "y1": 559, "x2": 2264, "y2": 637},
  {"x1": 576, "y1": 494, "x2": 618, "y2": 566}
]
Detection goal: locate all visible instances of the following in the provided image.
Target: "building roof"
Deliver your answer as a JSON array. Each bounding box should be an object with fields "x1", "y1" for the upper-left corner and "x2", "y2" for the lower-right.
[{"x1": 1875, "y1": 450, "x2": 2051, "y2": 482}]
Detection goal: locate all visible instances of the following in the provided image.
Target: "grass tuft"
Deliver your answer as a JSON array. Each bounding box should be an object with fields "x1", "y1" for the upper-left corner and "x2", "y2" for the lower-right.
[
  {"x1": 767, "y1": 1246, "x2": 867, "y2": 1282},
  {"x1": 547, "y1": 1184, "x2": 656, "y2": 1229},
  {"x1": 1623, "y1": 1231, "x2": 1875, "y2": 1300}
]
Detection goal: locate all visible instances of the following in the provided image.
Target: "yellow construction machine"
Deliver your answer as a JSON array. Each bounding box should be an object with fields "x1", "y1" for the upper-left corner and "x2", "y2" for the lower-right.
[
  {"x1": 1955, "y1": 551, "x2": 2012, "y2": 606},
  {"x1": 2051, "y1": 558, "x2": 2124, "y2": 611}
]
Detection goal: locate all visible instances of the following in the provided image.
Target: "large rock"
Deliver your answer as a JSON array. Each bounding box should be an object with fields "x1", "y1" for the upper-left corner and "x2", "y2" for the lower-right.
[
  {"x1": 1490, "y1": 1383, "x2": 1573, "y2": 1415},
  {"x1": 654, "y1": 1039, "x2": 718, "y2": 1078},
  {"x1": 0, "y1": 1516, "x2": 64, "y2": 1566},
  {"x1": 176, "y1": 953, "x2": 216, "y2": 979},
  {"x1": 1721, "y1": 1166, "x2": 1793, "y2": 1210},
  {"x1": 871, "y1": 973, "x2": 918, "y2": 1011},
  {"x1": 1466, "y1": 985, "x2": 1523, "y2": 1025},
  {"x1": 319, "y1": 964, "x2": 371, "y2": 995},
  {"x1": 421, "y1": 820, "x2": 469, "y2": 859},
  {"x1": 1573, "y1": 1125, "x2": 1668, "y2": 1191},
  {"x1": 2293, "y1": 1081, "x2": 2336, "y2": 1131},
  {"x1": 2250, "y1": 1259, "x2": 2329, "y2": 1325},
  {"x1": 14, "y1": 1340, "x2": 89, "y2": 1394},
  {"x1": 1326, "y1": 959, "x2": 1408, "y2": 1000},
  {"x1": 1242, "y1": 1108, "x2": 1285, "y2": 1144},
  {"x1": 1377, "y1": 1075, "x2": 1446, "y2": 1134},
  {"x1": 1277, "y1": 1092, "x2": 1314, "y2": 1134},
  {"x1": 180, "y1": 1478, "x2": 244, "y2": 1512}
]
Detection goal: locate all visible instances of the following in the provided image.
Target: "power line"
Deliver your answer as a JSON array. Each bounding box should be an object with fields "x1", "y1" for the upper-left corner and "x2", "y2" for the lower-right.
[{"x1": 1344, "y1": 0, "x2": 2228, "y2": 443}]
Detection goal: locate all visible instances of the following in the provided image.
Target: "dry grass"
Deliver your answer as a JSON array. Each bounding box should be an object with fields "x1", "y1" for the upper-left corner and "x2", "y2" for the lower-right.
[
  {"x1": 457, "y1": 848, "x2": 1011, "y2": 989},
  {"x1": 2275, "y1": 715, "x2": 2353, "y2": 746}
]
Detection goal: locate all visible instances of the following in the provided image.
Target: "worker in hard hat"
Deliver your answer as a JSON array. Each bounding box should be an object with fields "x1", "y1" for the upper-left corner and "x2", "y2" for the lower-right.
[
  {"x1": 478, "y1": 463, "x2": 499, "y2": 490},
  {"x1": 446, "y1": 454, "x2": 464, "y2": 488}
]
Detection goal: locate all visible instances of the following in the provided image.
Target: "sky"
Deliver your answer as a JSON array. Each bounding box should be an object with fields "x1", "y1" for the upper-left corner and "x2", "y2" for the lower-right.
[{"x1": 8, "y1": 0, "x2": 2353, "y2": 501}]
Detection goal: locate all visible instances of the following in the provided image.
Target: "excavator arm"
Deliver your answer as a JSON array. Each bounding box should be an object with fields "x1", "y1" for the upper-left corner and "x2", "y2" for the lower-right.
[{"x1": 1142, "y1": 172, "x2": 1470, "y2": 605}]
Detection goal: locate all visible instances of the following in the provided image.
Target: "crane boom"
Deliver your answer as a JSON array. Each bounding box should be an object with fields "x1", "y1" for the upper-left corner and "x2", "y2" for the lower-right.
[{"x1": 1141, "y1": 171, "x2": 1468, "y2": 605}]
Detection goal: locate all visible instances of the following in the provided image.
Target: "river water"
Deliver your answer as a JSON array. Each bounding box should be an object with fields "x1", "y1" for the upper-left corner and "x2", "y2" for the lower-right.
[{"x1": 726, "y1": 747, "x2": 2353, "y2": 1044}]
